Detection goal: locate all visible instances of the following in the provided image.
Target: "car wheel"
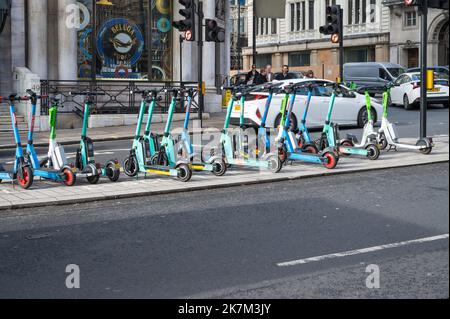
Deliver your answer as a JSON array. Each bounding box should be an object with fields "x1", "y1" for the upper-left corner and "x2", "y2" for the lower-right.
[
  {"x1": 274, "y1": 113, "x2": 298, "y2": 131},
  {"x1": 357, "y1": 107, "x2": 377, "y2": 128},
  {"x1": 403, "y1": 94, "x2": 414, "y2": 110}
]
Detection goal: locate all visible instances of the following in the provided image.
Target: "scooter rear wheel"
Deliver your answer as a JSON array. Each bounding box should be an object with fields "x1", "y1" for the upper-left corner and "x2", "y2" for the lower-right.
[
  {"x1": 177, "y1": 164, "x2": 192, "y2": 182},
  {"x1": 366, "y1": 144, "x2": 380, "y2": 160},
  {"x1": 302, "y1": 144, "x2": 318, "y2": 154},
  {"x1": 17, "y1": 166, "x2": 33, "y2": 189},
  {"x1": 85, "y1": 165, "x2": 100, "y2": 184},
  {"x1": 268, "y1": 155, "x2": 282, "y2": 173},
  {"x1": 323, "y1": 152, "x2": 338, "y2": 169},
  {"x1": 62, "y1": 168, "x2": 76, "y2": 186},
  {"x1": 417, "y1": 140, "x2": 432, "y2": 155},
  {"x1": 106, "y1": 161, "x2": 121, "y2": 182},
  {"x1": 339, "y1": 140, "x2": 354, "y2": 157},
  {"x1": 278, "y1": 147, "x2": 287, "y2": 164},
  {"x1": 212, "y1": 159, "x2": 227, "y2": 177}
]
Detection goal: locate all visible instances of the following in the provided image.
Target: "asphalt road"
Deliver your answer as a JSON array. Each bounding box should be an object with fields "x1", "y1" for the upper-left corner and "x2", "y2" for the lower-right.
[
  {"x1": 0, "y1": 163, "x2": 448, "y2": 298},
  {"x1": 0, "y1": 106, "x2": 448, "y2": 167}
]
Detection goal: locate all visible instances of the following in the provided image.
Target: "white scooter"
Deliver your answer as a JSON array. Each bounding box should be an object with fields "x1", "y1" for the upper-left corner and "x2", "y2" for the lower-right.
[
  {"x1": 377, "y1": 84, "x2": 433, "y2": 154},
  {"x1": 40, "y1": 97, "x2": 70, "y2": 170}
]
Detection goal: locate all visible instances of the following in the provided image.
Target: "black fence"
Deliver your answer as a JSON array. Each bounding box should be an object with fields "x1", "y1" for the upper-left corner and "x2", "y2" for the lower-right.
[{"x1": 40, "y1": 80, "x2": 199, "y2": 116}]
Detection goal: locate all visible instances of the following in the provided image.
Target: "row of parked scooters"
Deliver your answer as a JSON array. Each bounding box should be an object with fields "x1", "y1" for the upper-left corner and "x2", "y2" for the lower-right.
[{"x1": 0, "y1": 82, "x2": 434, "y2": 189}]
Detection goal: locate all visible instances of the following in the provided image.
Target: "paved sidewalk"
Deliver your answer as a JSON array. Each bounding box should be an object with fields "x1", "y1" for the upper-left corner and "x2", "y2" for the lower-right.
[
  {"x1": 0, "y1": 135, "x2": 448, "y2": 210},
  {"x1": 0, "y1": 113, "x2": 220, "y2": 150}
]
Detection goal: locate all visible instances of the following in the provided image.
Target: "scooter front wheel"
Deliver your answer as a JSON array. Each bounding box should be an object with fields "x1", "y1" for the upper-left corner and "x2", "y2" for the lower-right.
[
  {"x1": 62, "y1": 168, "x2": 76, "y2": 186},
  {"x1": 212, "y1": 159, "x2": 227, "y2": 177},
  {"x1": 123, "y1": 156, "x2": 139, "y2": 177},
  {"x1": 176, "y1": 164, "x2": 192, "y2": 182},
  {"x1": 366, "y1": 144, "x2": 380, "y2": 160},
  {"x1": 17, "y1": 166, "x2": 34, "y2": 189},
  {"x1": 323, "y1": 152, "x2": 338, "y2": 169},
  {"x1": 106, "y1": 161, "x2": 121, "y2": 182}
]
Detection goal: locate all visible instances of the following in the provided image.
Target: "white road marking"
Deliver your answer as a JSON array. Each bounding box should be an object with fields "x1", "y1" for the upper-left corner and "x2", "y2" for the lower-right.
[{"x1": 277, "y1": 234, "x2": 449, "y2": 267}]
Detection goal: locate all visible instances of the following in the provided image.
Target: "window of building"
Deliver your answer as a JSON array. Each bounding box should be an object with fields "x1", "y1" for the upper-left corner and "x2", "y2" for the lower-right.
[
  {"x1": 296, "y1": 2, "x2": 301, "y2": 31},
  {"x1": 344, "y1": 47, "x2": 375, "y2": 63},
  {"x1": 308, "y1": 0, "x2": 315, "y2": 30},
  {"x1": 288, "y1": 52, "x2": 311, "y2": 66},
  {"x1": 271, "y1": 19, "x2": 277, "y2": 34},
  {"x1": 404, "y1": 11, "x2": 417, "y2": 28},
  {"x1": 265, "y1": 18, "x2": 269, "y2": 34},
  {"x1": 301, "y1": 1, "x2": 306, "y2": 30},
  {"x1": 77, "y1": 0, "x2": 173, "y2": 81},
  {"x1": 290, "y1": 3, "x2": 295, "y2": 31},
  {"x1": 348, "y1": 0, "x2": 353, "y2": 24},
  {"x1": 255, "y1": 54, "x2": 272, "y2": 68},
  {"x1": 362, "y1": 0, "x2": 367, "y2": 23},
  {"x1": 355, "y1": 0, "x2": 360, "y2": 24},
  {"x1": 370, "y1": 0, "x2": 376, "y2": 23}
]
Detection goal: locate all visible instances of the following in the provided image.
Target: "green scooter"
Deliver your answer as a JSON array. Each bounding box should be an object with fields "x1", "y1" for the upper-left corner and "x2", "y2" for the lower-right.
[
  {"x1": 123, "y1": 88, "x2": 192, "y2": 182},
  {"x1": 70, "y1": 91, "x2": 121, "y2": 184}
]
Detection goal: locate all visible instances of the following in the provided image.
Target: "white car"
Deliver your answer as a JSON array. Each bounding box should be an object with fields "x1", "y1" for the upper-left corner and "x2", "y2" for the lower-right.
[
  {"x1": 229, "y1": 79, "x2": 383, "y2": 129},
  {"x1": 390, "y1": 72, "x2": 449, "y2": 110}
]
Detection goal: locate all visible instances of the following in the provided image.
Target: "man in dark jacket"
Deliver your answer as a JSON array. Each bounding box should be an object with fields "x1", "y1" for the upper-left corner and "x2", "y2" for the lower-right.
[
  {"x1": 275, "y1": 65, "x2": 294, "y2": 81},
  {"x1": 245, "y1": 64, "x2": 263, "y2": 85}
]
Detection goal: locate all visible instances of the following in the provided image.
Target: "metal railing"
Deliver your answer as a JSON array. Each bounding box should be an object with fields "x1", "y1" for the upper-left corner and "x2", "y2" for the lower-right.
[{"x1": 40, "y1": 80, "x2": 199, "y2": 116}]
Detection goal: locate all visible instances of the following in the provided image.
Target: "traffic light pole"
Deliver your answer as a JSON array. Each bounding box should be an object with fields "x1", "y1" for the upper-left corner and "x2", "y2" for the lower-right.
[
  {"x1": 252, "y1": 0, "x2": 257, "y2": 64},
  {"x1": 197, "y1": 0, "x2": 204, "y2": 128},
  {"x1": 339, "y1": 7, "x2": 344, "y2": 83},
  {"x1": 419, "y1": 0, "x2": 428, "y2": 139}
]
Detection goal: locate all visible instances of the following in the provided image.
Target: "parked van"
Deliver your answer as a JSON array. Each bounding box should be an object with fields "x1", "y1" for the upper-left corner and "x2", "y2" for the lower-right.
[{"x1": 344, "y1": 62, "x2": 406, "y2": 93}]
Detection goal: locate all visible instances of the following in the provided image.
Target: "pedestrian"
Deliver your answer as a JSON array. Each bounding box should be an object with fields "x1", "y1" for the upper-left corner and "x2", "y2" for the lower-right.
[
  {"x1": 259, "y1": 68, "x2": 268, "y2": 83},
  {"x1": 245, "y1": 64, "x2": 260, "y2": 85},
  {"x1": 275, "y1": 65, "x2": 293, "y2": 81},
  {"x1": 305, "y1": 70, "x2": 315, "y2": 79},
  {"x1": 265, "y1": 64, "x2": 275, "y2": 82}
]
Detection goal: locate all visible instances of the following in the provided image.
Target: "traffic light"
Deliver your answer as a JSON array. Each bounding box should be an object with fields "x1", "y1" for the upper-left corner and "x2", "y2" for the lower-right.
[
  {"x1": 319, "y1": 5, "x2": 342, "y2": 44},
  {"x1": 205, "y1": 19, "x2": 225, "y2": 42},
  {"x1": 173, "y1": 0, "x2": 196, "y2": 41}
]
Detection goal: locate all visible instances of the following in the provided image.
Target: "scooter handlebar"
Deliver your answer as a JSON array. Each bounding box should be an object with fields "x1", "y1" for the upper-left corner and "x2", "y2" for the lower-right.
[{"x1": 69, "y1": 91, "x2": 107, "y2": 96}]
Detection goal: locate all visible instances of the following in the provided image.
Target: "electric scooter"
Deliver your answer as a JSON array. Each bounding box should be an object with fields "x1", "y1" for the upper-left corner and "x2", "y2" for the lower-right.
[
  {"x1": 25, "y1": 90, "x2": 76, "y2": 186},
  {"x1": 377, "y1": 83, "x2": 433, "y2": 154},
  {"x1": 343, "y1": 86, "x2": 379, "y2": 149},
  {"x1": 0, "y1": 94, "x2": 34, "y2": 189},
  {"x1": 276, "y1": 83, "x2": 339, "y2": 169},
  {"x1": 316, "y1": 83, "x2": 381, "y2": 160},
  {"x1": 70, "y1": 91, "x2": 121, "y2": 184},
  {"x1": 179, "y1": 87, "x2": 227, "y2": 176},
  {"x1": 220, "y1": 85, "x2": 282, "y2": 173},
  {"x1": 123, "y1": 88, "x2": 192, "y2": 182}
]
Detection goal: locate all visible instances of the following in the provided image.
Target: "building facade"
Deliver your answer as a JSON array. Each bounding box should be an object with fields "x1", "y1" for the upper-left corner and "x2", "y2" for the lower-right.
[
  {"x1": 384, "y1": 0, "x2": 448, "y2": 68},
  {"x1": 241, "y1": 0, "x2": 448, "y2": 80},
  {"x1": 0, "y1": 0, "x2": 231, "y2": 114}
]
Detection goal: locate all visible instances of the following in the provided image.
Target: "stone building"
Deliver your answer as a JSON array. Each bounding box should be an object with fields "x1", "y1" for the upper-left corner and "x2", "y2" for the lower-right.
[
  {"x1": 0, "y1": 0, "x2": 231, "y2": 128},
  {"x1": 241, "y1": 0, "x2": 448, "y2": 79}
]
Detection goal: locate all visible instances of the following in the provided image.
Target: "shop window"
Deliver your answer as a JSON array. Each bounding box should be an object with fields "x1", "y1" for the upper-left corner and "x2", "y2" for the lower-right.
[
  {"x1": 77, "y1": 0, "x2": 172, "y2": 81},
  {"x1": 288, "y1": 52, "x2": 311, "y2": 67}
]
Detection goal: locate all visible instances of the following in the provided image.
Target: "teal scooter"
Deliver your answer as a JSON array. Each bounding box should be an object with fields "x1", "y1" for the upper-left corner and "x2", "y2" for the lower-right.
[
  {"x1": 123, "y1": 88, "x2": 192, "y2": 182},
  {"x1": 25, "y1": 90, "x2": 76, "y2": 186},
  {"x1": 70, "y1": 91, "x2": 121, "y2": 184},
  {"x1": 179, "y1": 87, "x2": 227, "y2": 176},
  {"x1": 276, "y1": 83, "x2": 338, "y2": 169},
  {"x1": 316, "y1": 83, "x2": 380, "y2": 160},
  {"x1": 0, "y1": 94, "x2": 34, "y2": 189},
  {"x1": 220, "y1": 85, "x2": 282, "y2": 173}
]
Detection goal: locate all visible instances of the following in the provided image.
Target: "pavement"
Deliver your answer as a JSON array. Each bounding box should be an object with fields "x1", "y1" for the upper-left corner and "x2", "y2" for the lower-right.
[
  {"x1": 0, "y1": 135, "x2": 448, "y2": 210},
  {"x1": 0, "y1": 163, "x2": 447, "y2": 298}
]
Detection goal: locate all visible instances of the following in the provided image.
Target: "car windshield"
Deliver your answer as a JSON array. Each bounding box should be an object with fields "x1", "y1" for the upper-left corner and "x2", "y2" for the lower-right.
[{"x1": 387, "y1": 68, "x2": 405, "y2": 78}]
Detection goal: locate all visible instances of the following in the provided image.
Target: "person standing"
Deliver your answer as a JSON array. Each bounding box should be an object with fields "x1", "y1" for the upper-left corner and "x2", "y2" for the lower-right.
[
  {"x1": 265, "y1": 64, "x2": 275, "y2": 82},
  {"x1": 245, "y1": 64, "x2": 260, "y2": 85},
  {"x1": 305, "y1": 70, "x2": 315, "y2": 79},
  {"x1": 275, "y1": 65, "x2": 293, "y2": 81}
]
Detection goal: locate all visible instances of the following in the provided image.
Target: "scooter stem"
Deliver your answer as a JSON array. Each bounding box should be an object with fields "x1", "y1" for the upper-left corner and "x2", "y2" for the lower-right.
[
  {"x1": 239, "y1": 95, "x2": 245, "y2": 127},
  {"x1": 135, "y1": 99, "x2": 146, "y2": 138},
  {"x1": 365, "y1": 91, "x2": 373, "y2": 122},
  {"x1": 164, "y1": 95, "x2": 177, "y2": 136},
  {"x1": 223, "y1": 97, "x2": 234, "y2": 130},
  {"x1": 302, "y1": 88, "x2": 313, "y2": 123},
  {"x1": 183, "y1": 95, "x2": 192, "y2": 131},
  {"x1": 81, "y1": 101, "x2": 90, "y2": 138}
]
